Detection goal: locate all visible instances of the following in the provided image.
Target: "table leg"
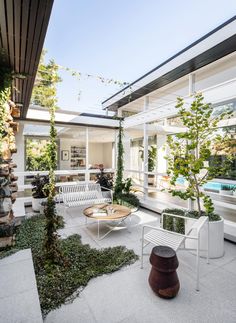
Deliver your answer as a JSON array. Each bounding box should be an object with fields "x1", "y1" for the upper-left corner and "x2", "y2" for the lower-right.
[{"x1": 97, "y1": 217, "x2": 127, "y2": 240}]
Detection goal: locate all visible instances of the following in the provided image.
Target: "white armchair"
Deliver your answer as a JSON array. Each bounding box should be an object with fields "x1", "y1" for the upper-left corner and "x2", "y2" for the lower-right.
[{"x1": 141, "y1": 213, "x2": 209, "y2": 291}]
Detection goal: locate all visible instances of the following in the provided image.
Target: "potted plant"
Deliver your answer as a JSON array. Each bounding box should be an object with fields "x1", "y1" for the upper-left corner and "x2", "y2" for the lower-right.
[
  {"x1": 165, "y1": 93, "x2": 234, "y2": 258},
  {"x1": 139, "y1": 145, "x2": 157, "y2": 185},
  {"x1": 220, "y1": 184, "x2": 233, "y2": 196},
  {"x1": 31, "y1": 174, "x2": 49, "y2": 213}
]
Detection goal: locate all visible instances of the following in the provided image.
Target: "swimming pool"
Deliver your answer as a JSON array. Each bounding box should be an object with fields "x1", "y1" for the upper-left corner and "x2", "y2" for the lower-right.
[{"x1": 176, "y1": 177, "x2": 234, "y2": 191}]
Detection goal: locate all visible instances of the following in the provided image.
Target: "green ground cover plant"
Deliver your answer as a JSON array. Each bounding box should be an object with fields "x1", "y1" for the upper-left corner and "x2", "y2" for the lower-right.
[{"x1": 0, "y1": 215, "x2": 138, "y2": 316}]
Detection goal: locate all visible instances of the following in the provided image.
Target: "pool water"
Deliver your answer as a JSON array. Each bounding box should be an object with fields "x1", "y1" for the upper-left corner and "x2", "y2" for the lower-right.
[
  {"x1": 203, "y1": 182, "x2": 222, "y2": 190},
  {"x1": 176, "y1": 177, "x2": 234, "y2": 191}
]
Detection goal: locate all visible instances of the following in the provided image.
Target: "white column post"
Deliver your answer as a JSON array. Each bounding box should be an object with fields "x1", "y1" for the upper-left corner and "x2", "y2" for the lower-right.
[
  {"x1": 143, "y1": 96, "x2": 149, "y2": 198},
  {"x1": 189, "y1": 73, "x2": 195, "y2": 96},
  {"x1": 117, "y1": 108, "x2": 122, "y2": 118},
  {"x1": 85, "y1": 127, "x2": 89, "y2": 182},
  {"x1": 113, "y1": 129, "x2": 118, "y2": 170},
  {"x1": 188, "y1": 73, "x2": 195, "y2": 210}
]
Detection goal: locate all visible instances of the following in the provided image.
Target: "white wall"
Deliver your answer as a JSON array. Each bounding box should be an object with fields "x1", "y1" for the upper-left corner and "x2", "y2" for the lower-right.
[
  {"x1": 88, "y1": 142, "x2": 113, "y2": 169},
  {"x1": 103, "y1": 143, "x2": 113, "y2": 168},
  {"x1": 148, "y1": 78, "x2": 189, "y2": 109},
  {"x1": 156, "y1": 134, "x2": 167, "y2": 173},
  {"x1": 88, "y1": 143, "x2": 104, "y2": 167},
  {"x1": 195, "y1": 53, "x2": 236, "y2": 92},
  {"x1": 59, "y1": 138, "x2": 85, "y2": 170}
]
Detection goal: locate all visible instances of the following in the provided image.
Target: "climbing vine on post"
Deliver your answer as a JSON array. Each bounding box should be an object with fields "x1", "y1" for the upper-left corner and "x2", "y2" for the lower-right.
[
  {"x1": 114, "y1": 119, "x2": 124, "y2": 198},
  {"x1": 166, "y1": 93, "x2": 233, "y2": 217},
  {"x1": 32, "y1": 51, "x2": 63, "y2": 265}
]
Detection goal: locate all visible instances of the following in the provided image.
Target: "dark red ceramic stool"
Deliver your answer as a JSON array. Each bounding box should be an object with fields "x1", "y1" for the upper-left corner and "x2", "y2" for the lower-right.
[{"x1": 149, "y1": 245, "x2": 180, "y2": 299}]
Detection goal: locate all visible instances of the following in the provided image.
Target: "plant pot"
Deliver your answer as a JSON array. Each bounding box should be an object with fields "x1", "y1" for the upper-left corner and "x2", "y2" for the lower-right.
[
  {"x1": 32, "y1": 197, "x2": 47, "y2": 213},
  {"x1": 185, "y1": 216, "x2": 224, "y2": 259},
  {"x1": 219, "y1": 190, "x2": 233, "y2": 196}
]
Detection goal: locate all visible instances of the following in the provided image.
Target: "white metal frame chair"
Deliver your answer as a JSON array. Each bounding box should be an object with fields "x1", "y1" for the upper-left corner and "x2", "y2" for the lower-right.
[{"x1": 141, "y1": 213, "x2": 209, "y2": 291}]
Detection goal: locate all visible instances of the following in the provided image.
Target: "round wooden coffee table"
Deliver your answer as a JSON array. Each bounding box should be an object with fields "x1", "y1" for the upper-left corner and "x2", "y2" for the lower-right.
[{"x1": 83, "y1": 204, "x2": 131, "y2": 240}]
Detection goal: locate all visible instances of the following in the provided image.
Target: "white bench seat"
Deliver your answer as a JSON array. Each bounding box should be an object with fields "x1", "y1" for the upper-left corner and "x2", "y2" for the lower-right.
[{"x1": 59, "y1": 183, "x2": 112, "y2": 209}]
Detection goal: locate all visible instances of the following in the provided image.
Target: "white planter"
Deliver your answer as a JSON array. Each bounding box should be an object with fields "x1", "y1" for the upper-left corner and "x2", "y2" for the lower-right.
[
  {"x1": 185, "y1": 216, "x2": 224, "y2": 259},
  {"x1": 219, "y1": 190, "x2": 233, "y2": 196},
  {"x1": 32, "y1": 197, "x2": 47, "y2": 213}
]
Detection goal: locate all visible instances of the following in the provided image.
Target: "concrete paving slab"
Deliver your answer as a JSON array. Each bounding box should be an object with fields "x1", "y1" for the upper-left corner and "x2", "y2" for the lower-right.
[
  {"x1": 44, "y1": 294, "x2": 96, "y2": 323},
  {"x1": 0, "y1": 289, "x2": 43, "y2": 323},
  {"x1": 222, "y1": 258, "x2": 236, "y2": 276},
  {"x1": 0, "y1": 249, "x2": 42, "y2": 323}
]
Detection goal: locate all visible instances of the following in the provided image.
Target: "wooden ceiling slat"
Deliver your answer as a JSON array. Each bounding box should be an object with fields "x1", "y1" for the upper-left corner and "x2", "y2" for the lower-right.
[
  {"x1": 6, "y1": 0, "x2": 15, "y2": 68},
  {"x1": 22, "y1": 0, "x2": 46, "y2": 114},
  {"x1": 22, "y1": 0, "x2": 54, "y2": 117},
  {"x1": 13, "y1": 0, "x2": 21, "y2": 73},
  {"x1": 0, "y1": 0, "x2": 10, "y2": 64},
  {"x1": 20, "y1": 0, "x2": 29, "y2": 71},
  {"x1": 23, "y1": 0, "x2": 38, "y2": 73},
  {"x1": 0, "y1": 0, "x2": 54, "y2": 118},
  {"x1": 28, "y1": 0, "x2": 47, "y2": 74}
]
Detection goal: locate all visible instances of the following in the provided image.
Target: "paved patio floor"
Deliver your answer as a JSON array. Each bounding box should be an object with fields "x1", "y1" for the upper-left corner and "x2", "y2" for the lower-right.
[
  {"x1": 45, "y1": 206, "x2": 236, "y2": 323},
  {"x1": 0, "y1": 249, "x2": 43, "y2": 323}
]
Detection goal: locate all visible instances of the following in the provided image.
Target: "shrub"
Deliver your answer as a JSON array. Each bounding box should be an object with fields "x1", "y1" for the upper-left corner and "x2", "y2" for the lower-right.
[
  {"x1": 161, "y1": 208, "x2": 221, "y2": 235},
  {"x1": 186, "y1": 210, "x2": 221, "y2": 222},
  {"x1": 162, "y1": 208, "x2": 185, "y2": 234},
  {"x1": 115, "y1": 192, "x2": 140, "y2": 208}
]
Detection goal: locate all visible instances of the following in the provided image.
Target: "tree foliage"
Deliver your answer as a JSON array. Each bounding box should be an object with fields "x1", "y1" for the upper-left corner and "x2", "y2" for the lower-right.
[
  {"x1": 139, "y1": 145, "x2": 157, "y2": 172},
  {"x1": 26, "y1": 139, "x2": 50, "y2": 171},
  {"x1": 31, "y1": 50, "x2": 61, "y2": 108},
  {"x1": 166, "y1": 93, "x2": 233, "y2": 216}
]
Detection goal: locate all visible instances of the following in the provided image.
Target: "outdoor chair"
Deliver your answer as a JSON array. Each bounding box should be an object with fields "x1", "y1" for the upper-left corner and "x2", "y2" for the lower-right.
[{"x1": 141, "y1": 213, "x2": 209, "y2": 291}]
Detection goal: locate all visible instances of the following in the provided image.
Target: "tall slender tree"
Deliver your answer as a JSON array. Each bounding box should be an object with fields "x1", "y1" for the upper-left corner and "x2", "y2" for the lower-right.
[
  {"x1": 32, "y1": 51, "x2": 63, "y2": 264},
  {"x1": 166, "y1": 93, "x2": 233, "y2": 216}
]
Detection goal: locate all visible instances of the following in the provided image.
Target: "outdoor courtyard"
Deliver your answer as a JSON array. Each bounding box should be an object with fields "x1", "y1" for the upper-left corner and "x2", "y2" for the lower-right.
[{"x1": 0, "y1": 1, "x2": 236, "y2": 323}]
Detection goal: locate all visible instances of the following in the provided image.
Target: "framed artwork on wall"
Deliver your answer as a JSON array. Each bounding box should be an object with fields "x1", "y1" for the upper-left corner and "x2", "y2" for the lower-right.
[{"x1": 61, "y1": 150, "x2": 69, "y2": 161}]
